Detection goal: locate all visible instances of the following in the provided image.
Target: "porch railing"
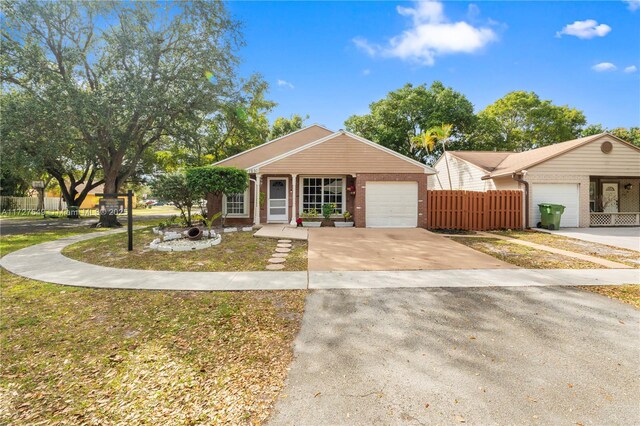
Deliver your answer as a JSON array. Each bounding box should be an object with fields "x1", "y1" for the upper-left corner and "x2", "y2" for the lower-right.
[{"x1": 590, "y1": 212, "x2": 640, "y2": 226}]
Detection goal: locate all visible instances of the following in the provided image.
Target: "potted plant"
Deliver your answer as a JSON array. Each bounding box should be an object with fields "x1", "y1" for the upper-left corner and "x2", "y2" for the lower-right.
[
  {"x1": 301, "y1": 209, "x2": 321, "y2": 227},
  {"x1": 321, "y1": 203, "x2": 335, "y2": 227},
  {"x1": 347, "y1": 184, "x2": 356, "y2": 196},
  {"x1": 335, "y1": 210, "x2": 354, "y2": 227}
]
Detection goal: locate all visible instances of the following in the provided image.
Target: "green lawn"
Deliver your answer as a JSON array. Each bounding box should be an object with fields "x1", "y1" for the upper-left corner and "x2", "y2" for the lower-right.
[
  {"x1": 0, "y1": 224, "x2": 307, "y2": 424},
  {"x1": 62, "y1": 228, "x2": 308, "y2": 272}
]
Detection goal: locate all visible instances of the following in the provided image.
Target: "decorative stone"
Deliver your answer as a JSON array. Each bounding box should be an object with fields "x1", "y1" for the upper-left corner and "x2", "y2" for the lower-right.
[
  {"x1": 242, "y1": 226, "x2": 254, "y2": 232},
  {"x1": 149, "y1": 234, "x2": 222, "y2": 252},
  {"x1": 223, "y1": 227, "x2": 238, "y2": 233},
  {"x1": 277, "y1": 243, "x2": 292, "y2": 248},
  {"x1": 272, "y1": 253, "x2": 288, "y2": 258},
  {"x1": 266, "y1": 264, "x2": 285, "y2": 270},
  {"x1": 278, "y1": 239, "x2": 292, "y2": 243},
  {"x1": 275, "y1": 248, "x2": 291, "y2": 253},
  {"x1": 268, "y1": 257, "x2": 286, "y2": 264}
]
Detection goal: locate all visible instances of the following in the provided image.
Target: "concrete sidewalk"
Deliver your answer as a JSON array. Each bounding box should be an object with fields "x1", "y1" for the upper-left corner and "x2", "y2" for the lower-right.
[{"x1": 1, "y1": 230, "x2": 638, "y2": 290}]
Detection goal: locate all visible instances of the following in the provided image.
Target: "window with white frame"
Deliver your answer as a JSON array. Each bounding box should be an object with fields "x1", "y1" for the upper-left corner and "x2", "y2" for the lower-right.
[
  {"x1": 223, "y1": 189, "x2": 249, "y2": 217},
  {"x1": 302, "y1": 177, "x2": 344, "y2": 214}
]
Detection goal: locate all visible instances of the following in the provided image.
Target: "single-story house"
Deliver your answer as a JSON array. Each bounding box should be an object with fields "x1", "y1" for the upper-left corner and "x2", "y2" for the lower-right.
[
  {"x1": 210, "y1": 125, "x2": 436, "y2": 228},
  {"x1": 428, "y1": 133, "x2": 640, "y2": 228}
]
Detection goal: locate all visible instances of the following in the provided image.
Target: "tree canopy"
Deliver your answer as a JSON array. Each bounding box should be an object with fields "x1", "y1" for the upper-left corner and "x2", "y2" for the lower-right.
[
  {"x1": 582, "y1": 125, "x2": 640, "y2": 147},
  {"x1": 345, "y1": 82, "x2": 476, "y2": 162},
  {"x1": 468, "y1": 91, "x2": 587, "y2": 151},
  {"x1": 269, "y1": 114, "x2": 309, "y2": 140},
  {"x1": 2, "y1": 0, "x2": 242, "y2": 225}
]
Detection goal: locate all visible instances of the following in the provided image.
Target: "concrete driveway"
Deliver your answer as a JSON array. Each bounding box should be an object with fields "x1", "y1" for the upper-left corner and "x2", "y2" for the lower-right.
[
  {"x1": 308, "y1": 228, "x2": 515, "y2": 271},
  {"x1": 269, "y1": 287, "x2": 640, "y2": 425},
  {"x1": 541, "y1": 227, "x2": 640, "y2": 252}
]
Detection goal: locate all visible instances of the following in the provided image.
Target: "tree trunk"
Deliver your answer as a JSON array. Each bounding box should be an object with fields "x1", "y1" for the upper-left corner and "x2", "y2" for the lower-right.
[{"x1": 97, "y1": 177, "x2": 122, "y2": 227}]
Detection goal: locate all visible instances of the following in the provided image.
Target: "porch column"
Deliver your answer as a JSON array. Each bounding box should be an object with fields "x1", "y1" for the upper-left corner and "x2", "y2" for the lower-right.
[
  {"x1": 254, "y1": 174, "x2": 262, "y2": 226},
  {"x1": 290, "y1": 174, "x2": 298, "y2": 225}
]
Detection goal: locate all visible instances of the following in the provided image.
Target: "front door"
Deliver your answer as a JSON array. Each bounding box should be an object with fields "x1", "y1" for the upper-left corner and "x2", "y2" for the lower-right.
[
  {"x1": 268, "y1": 178, "x2": 288, "y2": 222},
  {"x1": 602, "y1": 182, "x2": 619, "y2": 213}
]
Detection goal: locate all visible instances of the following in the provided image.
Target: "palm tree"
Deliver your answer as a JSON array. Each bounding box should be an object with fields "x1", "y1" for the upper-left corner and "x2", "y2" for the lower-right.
[
  {"x1": 412, "y1": 124, "x2": 454, "y2": 190},
  {"x1": 429, "y1": 124, "x2": 454, "y2": 190}
]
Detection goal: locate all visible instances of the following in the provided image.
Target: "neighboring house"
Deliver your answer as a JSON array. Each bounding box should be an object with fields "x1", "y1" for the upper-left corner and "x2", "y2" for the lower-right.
[
  {"x1": 47, "y1": 183, "x2": 137, "y2": 209},
  {"x1": 429, "y1": 133, "x2": 640, "y2": 228},
  {"x1": 211, "y1": 125, "x2": 436, "y2": 228}
]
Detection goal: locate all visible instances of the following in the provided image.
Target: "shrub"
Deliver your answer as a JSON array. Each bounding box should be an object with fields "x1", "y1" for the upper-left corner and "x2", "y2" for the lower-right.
[
  {"x1": 322, "y1": 203, "x2": 336, "y2": 221},
  {"x1": 151, "y1": 173, "x2": 195, "y2": 226},
  {"x1": 185, "y1": 166, "x2": 248, "y2": 228}
]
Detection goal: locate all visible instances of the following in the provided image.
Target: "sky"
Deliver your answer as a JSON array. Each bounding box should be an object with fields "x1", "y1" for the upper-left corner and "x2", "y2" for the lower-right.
[{"x1": 227, "y1": 0, "x2": 640, "y2": 131}]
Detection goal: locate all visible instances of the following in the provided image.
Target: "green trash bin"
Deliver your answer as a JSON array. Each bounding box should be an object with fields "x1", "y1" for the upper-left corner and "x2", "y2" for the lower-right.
[{"x1": 537, "y1": 203, "x2": 565, "y2": 230}]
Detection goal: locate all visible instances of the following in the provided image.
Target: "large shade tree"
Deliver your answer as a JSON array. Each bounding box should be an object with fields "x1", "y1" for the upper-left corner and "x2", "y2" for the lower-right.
[
  {"x1": 467, "y1": 91, "x2": 587, "y2": 151},
  {"x1": 344, "y1": 82, "x2": 475, "y2": 163},
  {"x1": 1, "y1": 0, "x2": 241, "y2": 226},
  {"x1": 269, "y1": 114, "x2": 309, "y2": 140},
  {"x1": 1, "y1": 90, "x2": 104, "y2": 208}
]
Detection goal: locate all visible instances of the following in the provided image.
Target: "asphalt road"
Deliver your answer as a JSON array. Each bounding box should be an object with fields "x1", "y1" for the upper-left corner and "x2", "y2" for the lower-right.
[
  {"x1": 269, "y1": 287, "x2": 640, "y2": 425},
  {"x1": 0, "y1": 215, "x2": 170, "y2": 236}
]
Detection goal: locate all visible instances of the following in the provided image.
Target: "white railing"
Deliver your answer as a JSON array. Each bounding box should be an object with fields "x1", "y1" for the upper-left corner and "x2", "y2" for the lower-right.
[{"x1": 590, "y1": 212, "x2": 640, "y2": 226}]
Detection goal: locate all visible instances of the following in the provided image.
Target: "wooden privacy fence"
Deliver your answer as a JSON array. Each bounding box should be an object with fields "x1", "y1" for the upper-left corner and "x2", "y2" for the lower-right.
[{"x1": 427, "y1": 190, "x2": 523, "y2": 231}]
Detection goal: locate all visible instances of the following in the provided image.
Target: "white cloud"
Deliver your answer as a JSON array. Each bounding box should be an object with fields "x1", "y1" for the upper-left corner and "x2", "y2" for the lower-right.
[
  {"x1": 624, "y1": 65, "x2": 638, "y2": 73},
  {"x1": 556, "y1": 19, "x2": 611, "y2": 39},
  {"x1": 352, "y1": 1, "x2": 497, "y2": 66},
  {"x1": 467, "y1": 3, "x2": 480, "y2": 20},
  {"x1": 592, "y1": 62, "x2": 617, "y2": 72},
  {"x1": 276, "y1": 79, "x2": 294, "y2": 89},
  {"x1": 624, "y1": 0, "x2": 640, "y2": 11},
  {"x1": 362, "y1": 68, "x2": 371, "y2": 76}
]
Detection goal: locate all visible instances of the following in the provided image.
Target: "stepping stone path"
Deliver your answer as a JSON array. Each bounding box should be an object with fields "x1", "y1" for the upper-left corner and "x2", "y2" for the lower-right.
[
  {"x1": 266, "y1": 264, "x2": 285, "y2": 270},
  {"x1": 265, "y1": 240, "x2": 295, "y2": 270}
]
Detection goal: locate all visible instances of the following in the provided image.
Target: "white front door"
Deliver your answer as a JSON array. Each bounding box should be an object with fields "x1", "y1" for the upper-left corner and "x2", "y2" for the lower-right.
[
  {"x1": 268, "y1": 178, "x2": 288, "y2": 222},
  {"x1": 366, "y1": 181, "x2": 418, "y2": 228}
]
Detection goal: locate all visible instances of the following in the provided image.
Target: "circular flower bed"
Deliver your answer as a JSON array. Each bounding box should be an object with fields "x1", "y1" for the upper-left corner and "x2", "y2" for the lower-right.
[{"x1": 149, "y1": 234, "x2": 222, "y2": 252}]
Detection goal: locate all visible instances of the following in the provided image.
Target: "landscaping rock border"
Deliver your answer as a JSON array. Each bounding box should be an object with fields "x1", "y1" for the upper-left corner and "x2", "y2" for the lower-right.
[{"x1": 149, "y1": 234, "x2": 222, "y2": 252}]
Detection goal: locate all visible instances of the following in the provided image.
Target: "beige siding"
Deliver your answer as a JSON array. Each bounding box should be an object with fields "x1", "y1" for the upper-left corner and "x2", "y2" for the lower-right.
[
  {"x1": 492, "y1": 176, "x2": 520, "y2": 190},
  {"x1": 215, "y1": 125, "x2": 333, "y2": 169},
  {"x1": 429, "y1": 153, "x2": 497, "y2": 191},
  {"x1": 528, "y1": 137, "x2": 640, "y2": 176},
  {"x1": 259, "y1": 134, "x2": 426, "y2": 174}
]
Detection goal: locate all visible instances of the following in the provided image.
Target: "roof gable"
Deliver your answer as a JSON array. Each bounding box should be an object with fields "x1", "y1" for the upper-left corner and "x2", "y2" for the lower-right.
[
  {"x1": 254, "y1": 131, "x2": 435, "y2": 174},
  {"x1": 447, "y1": 151, "x2": 513, "y2": 172},
  {"x1": 213, "y1": 124, "x2": 334, "y2": 169},
  {"x1": 488, "y1": 133, "x2": 638, "y2": 177}
]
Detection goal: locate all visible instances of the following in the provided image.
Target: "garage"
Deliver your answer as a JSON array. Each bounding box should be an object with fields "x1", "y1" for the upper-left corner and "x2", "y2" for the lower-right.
[
  {"x1": 365, "y1": 182, "x2": 418, "y2": 228},
  {"x1": 531, "y1": 183, "x2": 579, "y2": 227}
]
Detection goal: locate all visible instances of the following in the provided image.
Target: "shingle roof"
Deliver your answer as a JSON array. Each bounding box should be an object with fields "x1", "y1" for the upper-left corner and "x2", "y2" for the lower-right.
[
  {"x1": 487, "y1": 134, "x2": 604, "y2": 177},
  {"x1": 213, "y1": 124, "x2": 334, "y2": 169},
  {"x1": 448, "y1": 133, "x2": 629, "y2": 179},
  {"x1": 447, "y1": 151, "x2": 512, "y2": 172}
]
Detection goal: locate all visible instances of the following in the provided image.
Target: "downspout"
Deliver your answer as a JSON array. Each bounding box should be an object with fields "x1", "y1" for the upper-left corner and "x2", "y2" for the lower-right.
[{"x1": 512, "y1": 171, "x2": 529, "y2": 229}]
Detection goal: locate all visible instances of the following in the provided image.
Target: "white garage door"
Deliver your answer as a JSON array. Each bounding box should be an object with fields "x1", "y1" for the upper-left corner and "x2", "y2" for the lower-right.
[
  {"x1": 531, "y1": 183, "x2": 579, "y2": 228},
  {"x1": 366, "y1": 182, "x2": 418, "y2": 228}
]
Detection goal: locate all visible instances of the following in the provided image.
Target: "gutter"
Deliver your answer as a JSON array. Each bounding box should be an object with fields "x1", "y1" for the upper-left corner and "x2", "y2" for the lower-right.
[{"x1": 511, "y1": 171, "x2": 529, "y2": 229}]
